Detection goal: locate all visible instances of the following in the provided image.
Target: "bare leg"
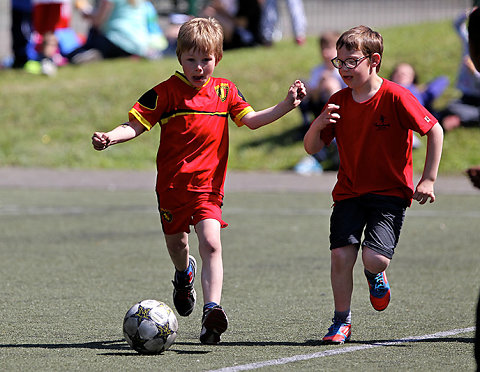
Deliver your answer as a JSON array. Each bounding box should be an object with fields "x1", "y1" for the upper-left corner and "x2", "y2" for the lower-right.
[
  {"x1": 330, "y1": 245, "x2": 358, "y2": 312},
  {"x1": 164, "y1": 232, "x2": 189, "y2": 271},
  {"x1": 195, "y1": 219, "x2": 223, "y2": 305}
]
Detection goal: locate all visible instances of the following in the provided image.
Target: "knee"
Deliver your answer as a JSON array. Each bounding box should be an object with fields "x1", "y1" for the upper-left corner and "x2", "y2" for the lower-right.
[
  {"x1": 165, "y1": 233, "x2": 189, "y2": 254},
  {"x1": 362, "y1": 247, "x2": 390, "y2": 273},
  {"x1": 331, "y1": 246, "x2": 357, "y2": 270},
  {"x1": 199, "y1": 238, "x2": 222, "y2": 258}
]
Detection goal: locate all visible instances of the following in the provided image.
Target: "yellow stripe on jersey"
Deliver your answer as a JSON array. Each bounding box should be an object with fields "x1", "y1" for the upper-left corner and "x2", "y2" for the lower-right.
[
  {"x1": 233, "y1": 106, "x2": 254, "y2": 126},
  {"x1": 159, "y1": 111, "x2": 229, "y2": 125},
  {"x1": 129, "y1": 108, "x2": 153, "y2": 131}
]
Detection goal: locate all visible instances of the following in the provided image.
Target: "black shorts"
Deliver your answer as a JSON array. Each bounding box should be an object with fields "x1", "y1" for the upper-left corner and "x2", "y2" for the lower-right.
[{"x1": 329, "y1": 194, "x2": 408, "y2": 259}]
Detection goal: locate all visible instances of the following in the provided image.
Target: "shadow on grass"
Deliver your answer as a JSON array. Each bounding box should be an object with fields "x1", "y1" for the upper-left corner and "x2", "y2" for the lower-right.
[
  {"x1": 0, "y1": 339, "x2": 128, "y2": 351},
  {"x1": 0, "y1": 336, "x2": 473, "y2": 355},
  {"x1": 237, "y1": 125, "x2": 305, "y2": 152},
  {"x1": 0, "y1": 339, "x2": 211, "y2": 356},
  {"x1": 305, "y1": 336, "x2": 475, "y2": 347}
]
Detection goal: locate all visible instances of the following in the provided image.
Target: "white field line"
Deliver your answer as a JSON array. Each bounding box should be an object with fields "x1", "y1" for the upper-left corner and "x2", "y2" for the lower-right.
[{"x1": 208, "y1": 327, "x2": 475, "y2": 372}]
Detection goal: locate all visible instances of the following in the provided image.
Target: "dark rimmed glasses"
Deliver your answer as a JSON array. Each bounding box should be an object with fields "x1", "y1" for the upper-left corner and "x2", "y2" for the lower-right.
[{"x1": 331, "y1": 55, "x2": 370, "y2": 69}]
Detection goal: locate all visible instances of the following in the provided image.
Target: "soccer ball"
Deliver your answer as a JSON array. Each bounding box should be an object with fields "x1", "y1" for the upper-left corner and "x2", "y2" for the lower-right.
[{"x1": 123, "y1": 299, "x2": 178, "y2": 354}]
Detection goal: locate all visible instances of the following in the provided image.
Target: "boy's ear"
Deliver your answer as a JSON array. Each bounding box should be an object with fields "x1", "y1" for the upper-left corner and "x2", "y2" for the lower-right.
[{"x1": 370, "y1": 53, "x2": 381, "y2": 68}]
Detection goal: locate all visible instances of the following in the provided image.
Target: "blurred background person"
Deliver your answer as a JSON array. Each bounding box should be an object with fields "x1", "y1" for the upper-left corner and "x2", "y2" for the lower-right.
[
  {"x1": 294, "y1": 31, "x2": 343, "y2": 175},
  {"x1": 390, "y1": 62, "x2": 448, "y2": 148},
  {"x1": 260, "y1": 0, "x2": 306, "y2": 46},
  {"x1": 390, "y1": 62, "x2": 448, "y2": 116},
  {"x1": 30, "y1": 0, "x2": 71, "y2": 74},
  {"x1": 10, "y1": 0, "x2": 33, "y2": 68},
  {"x1": 200, "y1": 0, "x2": 263, "y2": 49},
  {"x1": 68, "y1": 0, "x2": 150, "y2": 64},
  {"x1": 439, "y1": 9, "x2": 480, "y2": 131}
]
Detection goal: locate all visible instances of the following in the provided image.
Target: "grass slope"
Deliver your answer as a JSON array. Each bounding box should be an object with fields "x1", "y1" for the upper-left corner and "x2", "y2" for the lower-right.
[{"x1": 1, "y1": 20, "x2": 479, "y2": 173}]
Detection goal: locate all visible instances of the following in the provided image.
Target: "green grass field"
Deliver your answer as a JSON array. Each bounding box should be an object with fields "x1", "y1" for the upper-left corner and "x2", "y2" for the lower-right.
[
  {"x1": 0, "y1": 187, "x2": 477, "y2": 371},
  {"x1": 1, "y1": 20, "x2": 480, "y2": 173}
]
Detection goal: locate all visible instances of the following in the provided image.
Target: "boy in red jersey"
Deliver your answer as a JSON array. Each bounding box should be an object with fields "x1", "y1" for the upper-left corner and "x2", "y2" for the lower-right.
[
  {"x1": 304, "y1": 25, "x2": 443, "y2": 344},
  {"x1": 92, "y1": 17, "x2": 306, "y2": 345}
]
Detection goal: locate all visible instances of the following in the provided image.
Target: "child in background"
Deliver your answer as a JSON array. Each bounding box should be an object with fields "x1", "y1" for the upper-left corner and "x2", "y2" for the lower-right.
[
  {"x1": 440, "y1": 9, "x2": 480, "y2": 131},
  {"x1": 295, "y1": 31, "x2": 345, "y2": 174},
  {"x1": 389, "y1": 62, "x2": 448, "y2": 148},
  {"x1": 92, "y1": 17, "x2": 306, "y2": 345},
  {"x1": 389, "y1": 62, "x2": 448, "y2": 117},
  {"x1": 304, "y1": 25, "x2": 443, "y2": 344}
]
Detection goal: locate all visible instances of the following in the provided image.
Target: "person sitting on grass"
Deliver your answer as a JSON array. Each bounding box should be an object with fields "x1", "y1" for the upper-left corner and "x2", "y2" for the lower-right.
[
  {"x1": 304, "y1": 25, "x2": 443, "y2": 344},
  {"x1": 91, "y1": 17, "x2": 306, "y2": 345}
]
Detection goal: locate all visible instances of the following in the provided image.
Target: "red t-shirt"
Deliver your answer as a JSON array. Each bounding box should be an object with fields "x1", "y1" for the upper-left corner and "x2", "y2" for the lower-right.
[
  {"x1": 320, "y1": 78, "x2": 437, "y2": 203},
  {"x1": 129, "y1": 72, "x2": 253, "y2": 195}
]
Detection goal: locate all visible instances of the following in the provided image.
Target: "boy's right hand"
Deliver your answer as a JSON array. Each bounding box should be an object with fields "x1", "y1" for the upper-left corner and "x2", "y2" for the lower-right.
[
  {"x1": 92, "y1": 132, "x2": 110, "y2": 151},
  {"x1": 313, "y1": 103, "x2": 340, "y2": 131}
]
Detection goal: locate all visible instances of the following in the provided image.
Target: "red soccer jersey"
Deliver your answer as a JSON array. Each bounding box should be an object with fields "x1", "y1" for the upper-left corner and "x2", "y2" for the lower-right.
[
  {"x1": 129, "y1": 72, "x2": 253, "y2": 195},
  {"x1": 320, "y1": 78, "x2": 437, "y2": 203}
]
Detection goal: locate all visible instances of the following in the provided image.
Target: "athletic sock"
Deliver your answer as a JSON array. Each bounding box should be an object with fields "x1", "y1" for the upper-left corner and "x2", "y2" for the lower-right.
[
  {"x1": 334, "y1": 310, "x2": 351, "y2": 324},
  {"x1": 203, "y1": 302, "x2": 218, "y2": 312},
  {"x1": 175, "y1": 262, "x2": 194, "y2": 285},
  {"x1": 364, "y1": 269, "x2": 378, "y2": 281}
]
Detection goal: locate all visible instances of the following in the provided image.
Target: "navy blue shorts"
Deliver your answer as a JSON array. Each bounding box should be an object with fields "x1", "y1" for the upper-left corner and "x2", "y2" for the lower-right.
[{"x1": 329, "y1": 194, "x2": 408, "y2": 259}]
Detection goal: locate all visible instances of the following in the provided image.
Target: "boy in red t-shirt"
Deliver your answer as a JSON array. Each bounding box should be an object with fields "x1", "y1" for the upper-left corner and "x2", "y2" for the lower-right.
[
  {"x1": 304, "y1": 25, "x2": 443, "y2": 344},
  {"x1": 92, "y1": 17, "x2": 306, "y2": 345}
]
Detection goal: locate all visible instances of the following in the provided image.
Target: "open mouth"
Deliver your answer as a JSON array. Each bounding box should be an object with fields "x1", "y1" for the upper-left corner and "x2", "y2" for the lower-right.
[{"x1": 192, "y1": 75, "x2": 205, "y2": 83}]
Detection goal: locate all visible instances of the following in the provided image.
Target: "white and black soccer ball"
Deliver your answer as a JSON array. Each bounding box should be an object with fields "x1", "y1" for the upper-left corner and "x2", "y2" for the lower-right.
[{"x1": 123, "y1": 299, "x2": 178, "y2": 354}]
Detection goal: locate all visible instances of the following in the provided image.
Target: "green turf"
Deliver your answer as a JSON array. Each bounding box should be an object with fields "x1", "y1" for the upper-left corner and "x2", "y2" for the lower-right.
[{"x1": 0, "y1": 188, "x2": 477, "y2": 371}]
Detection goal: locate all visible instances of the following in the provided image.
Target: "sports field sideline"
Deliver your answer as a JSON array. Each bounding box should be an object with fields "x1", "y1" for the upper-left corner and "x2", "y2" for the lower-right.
[
  {"x1": 0, "y1": 168, "x2": 478, "y2": 371},
  {"x1": 0, "y1": 167, "x2": 478, "y2": 194}
]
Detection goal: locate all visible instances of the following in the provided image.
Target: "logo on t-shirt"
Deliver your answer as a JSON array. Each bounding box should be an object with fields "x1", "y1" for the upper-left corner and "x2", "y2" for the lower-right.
[
  {"x1": 424, "y1": 116, "x2": 431, "y2": 123},
  {"x1": 374, "y1": 115, "x2": 390, "y2": 130},
  {"x1": 215, "y1": 83, "x2": 229, "y2": 102}
]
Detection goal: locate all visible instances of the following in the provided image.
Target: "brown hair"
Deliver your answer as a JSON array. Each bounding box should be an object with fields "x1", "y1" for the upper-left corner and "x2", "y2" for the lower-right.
[
  {"x1": 176, "y1": 17, "x2": 224, "y2": 63},
  {"x1": 319, "y1": 31, "x2": 340, "y2": 50},
  {"x1": 336, "y1": 25, "x2": 383, "y2": 71}
]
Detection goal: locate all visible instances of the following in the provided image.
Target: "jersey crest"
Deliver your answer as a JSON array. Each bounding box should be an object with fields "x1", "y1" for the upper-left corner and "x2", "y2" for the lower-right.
[{"x1": 215, "y1": 83, "x2": 229, "y2": 102}]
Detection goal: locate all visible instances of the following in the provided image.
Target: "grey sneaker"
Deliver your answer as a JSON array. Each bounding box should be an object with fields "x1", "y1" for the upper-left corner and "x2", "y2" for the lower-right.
[
  {"x1": 199, "y1": 305, "x2": 228, "y2": 345},
  {"x1": 172, "y1": 255, "x2": 197, "y2": 316}
]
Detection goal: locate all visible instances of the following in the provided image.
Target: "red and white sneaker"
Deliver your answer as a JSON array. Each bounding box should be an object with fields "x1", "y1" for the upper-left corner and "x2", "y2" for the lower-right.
[{"x1": 322, "y1": 320, "x2": 351, "y2": 344}]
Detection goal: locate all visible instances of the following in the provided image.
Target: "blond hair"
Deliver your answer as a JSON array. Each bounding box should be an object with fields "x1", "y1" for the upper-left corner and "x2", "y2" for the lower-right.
[
  {"x1": 176, "y1": 17, "x2": 224, "y2": 63},
  {"x1": 336, "y1": 25, "x2": 383, "y2": 71}
]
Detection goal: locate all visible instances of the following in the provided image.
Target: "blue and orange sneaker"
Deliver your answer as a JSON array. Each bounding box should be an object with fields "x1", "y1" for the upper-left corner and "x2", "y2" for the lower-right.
[
  {"x1": 322, "y1": 320, "x2": 351, "y2": 344},
  {"x1": 366, "y1": 271, "x2": 390, "y2": 311},
  {"x1": 172, "y1": 255, "x2": 197, "y2": 317}
]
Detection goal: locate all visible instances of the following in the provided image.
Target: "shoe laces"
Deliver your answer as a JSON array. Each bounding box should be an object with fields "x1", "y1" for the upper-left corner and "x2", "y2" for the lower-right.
[
  {"x1": 373, "y1": 273, "x2": 386, "y2": 291},
  {"x1": 328, "y1": 319, "x2": 345, "y2": 333}
]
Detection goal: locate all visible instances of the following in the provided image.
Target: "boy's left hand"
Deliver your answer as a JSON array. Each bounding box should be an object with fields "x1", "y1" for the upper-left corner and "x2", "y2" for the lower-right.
[{"x1": 288, "y1": 80, "x2": 307, "y2": 107}]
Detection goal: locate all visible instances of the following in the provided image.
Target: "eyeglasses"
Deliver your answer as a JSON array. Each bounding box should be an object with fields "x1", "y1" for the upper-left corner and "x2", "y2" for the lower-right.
[{"x1": 331, "y1": 55, "x2": 370, "y2": 69}]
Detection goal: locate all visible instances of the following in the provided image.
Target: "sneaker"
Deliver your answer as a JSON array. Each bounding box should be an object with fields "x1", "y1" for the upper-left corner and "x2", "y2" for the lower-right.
[
  {"x1": 199, "y1": 305, "x2": 229, "y2": 345},
  {"x1": 71, "y1": 49, "x2": 102, "y2": 64},
  {"x1": 40, "y1": 58, "x2": 57, "y2": 76},
  {"x1": 172, "y1": 255, "x2": 197, "y2": 317},
  {"x1": 322, "y1": 320, "x2": 351, "y2": 344},
  {"x1": 366, "y1": 271, "x2": 391, "y2": 311}
]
